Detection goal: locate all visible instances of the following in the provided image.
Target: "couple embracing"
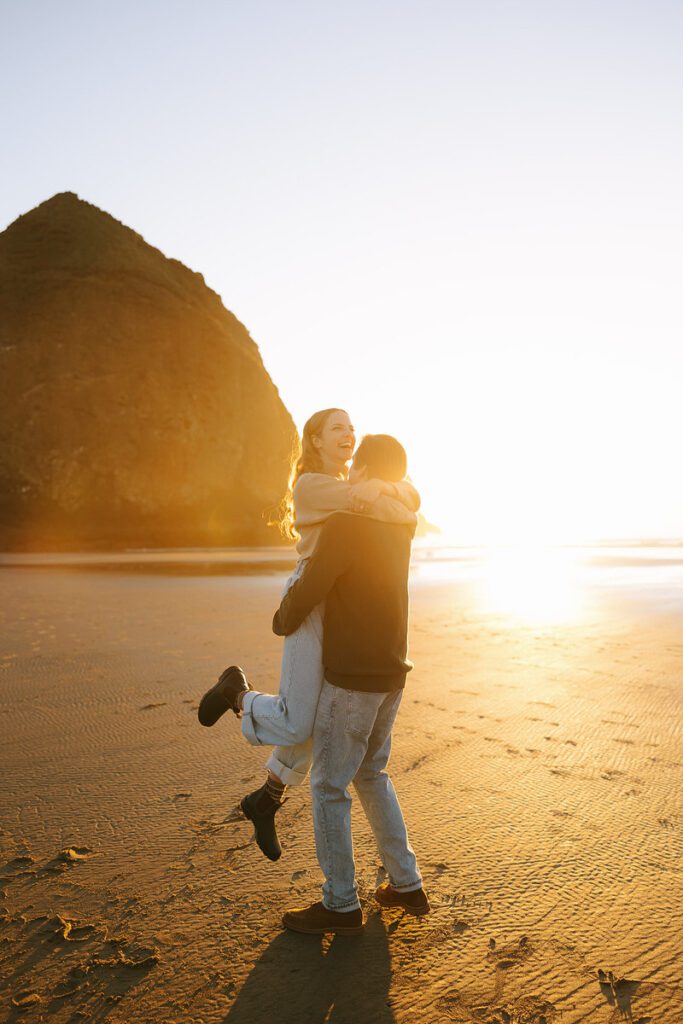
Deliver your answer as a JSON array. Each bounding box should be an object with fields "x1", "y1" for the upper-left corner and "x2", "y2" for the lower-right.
[{"x1": 198, "y1": 408, "x2": 429, "y2": 934}]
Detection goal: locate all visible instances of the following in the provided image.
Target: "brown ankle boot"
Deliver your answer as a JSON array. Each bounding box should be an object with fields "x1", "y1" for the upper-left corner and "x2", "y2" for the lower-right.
[
  {"x1": 375, "y1": 884, "x2": 430, "y2": 916},
  {"x1": 282, "y1": 901, "x2": 364, "y2": 935}
]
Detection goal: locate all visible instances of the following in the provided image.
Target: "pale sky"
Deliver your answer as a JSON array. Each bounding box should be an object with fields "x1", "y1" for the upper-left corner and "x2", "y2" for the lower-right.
[{"x1": 3, "y1": 1, "x2": 682, "y2": 542}]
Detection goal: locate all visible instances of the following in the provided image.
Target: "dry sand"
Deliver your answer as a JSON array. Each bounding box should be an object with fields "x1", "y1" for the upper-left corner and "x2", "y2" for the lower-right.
[{"x1": 0, "y1": 555, "x2": 681, "y2": 1023}]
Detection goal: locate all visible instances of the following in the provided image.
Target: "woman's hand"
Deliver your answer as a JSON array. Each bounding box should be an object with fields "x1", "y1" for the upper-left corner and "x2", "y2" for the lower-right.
[{"x1": 349, "y1": 479, "x2": 391, "y2": 512}]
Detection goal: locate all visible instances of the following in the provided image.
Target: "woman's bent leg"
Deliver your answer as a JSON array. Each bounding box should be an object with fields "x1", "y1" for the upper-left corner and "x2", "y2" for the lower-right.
[{"x1": 240, "y1": 603, "x2": 324, "y2": 786}]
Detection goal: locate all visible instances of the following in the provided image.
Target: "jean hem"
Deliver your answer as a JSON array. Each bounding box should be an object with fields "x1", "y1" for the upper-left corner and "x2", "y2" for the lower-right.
[
  {"x1": 265, "y1": 752, "x2": 308, "y2": 787},
  {"x1": 390, "y1": 880, "x2": 423, "y2": 893}
]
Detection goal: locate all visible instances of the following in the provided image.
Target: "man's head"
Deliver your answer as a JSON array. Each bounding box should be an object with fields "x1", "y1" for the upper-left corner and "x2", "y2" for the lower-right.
[{"x1": 349, "y1": 434, "x2": 408, "y2": 483}]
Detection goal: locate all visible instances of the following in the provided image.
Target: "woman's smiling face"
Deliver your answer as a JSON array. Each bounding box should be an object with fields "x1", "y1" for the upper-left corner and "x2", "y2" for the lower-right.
[{"x1": 313, "y1": 410, "x2": 356, "y2": 473}]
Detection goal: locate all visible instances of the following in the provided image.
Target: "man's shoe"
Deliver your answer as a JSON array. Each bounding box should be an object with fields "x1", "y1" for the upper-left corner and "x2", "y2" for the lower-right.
[
  {"x1": 198, "y1": 666, "x2": 251, "y2": 726},
  {"x1": 240, "y1": 787, "x2": 283, "y2": 862},
  {"x1": 282, "y1": 901, "x2": 364, "y2": 935},
  {"x1": 374, "y1": 884, "x2": 430, "y2": 916}
]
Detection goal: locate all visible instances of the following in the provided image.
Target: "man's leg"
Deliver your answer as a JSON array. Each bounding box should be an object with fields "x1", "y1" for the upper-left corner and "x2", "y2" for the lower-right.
[
  {"x1": 352, "y1": 690, "x2": 428, "y2": 914},
  {"x1": 310, "y1": 681, "x2": 386, "y2": 912}
]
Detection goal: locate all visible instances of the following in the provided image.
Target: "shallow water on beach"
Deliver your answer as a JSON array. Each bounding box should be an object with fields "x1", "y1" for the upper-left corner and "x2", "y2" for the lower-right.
[{"x1": 2, "y1": 543, "x2": 682, "y2": 623}]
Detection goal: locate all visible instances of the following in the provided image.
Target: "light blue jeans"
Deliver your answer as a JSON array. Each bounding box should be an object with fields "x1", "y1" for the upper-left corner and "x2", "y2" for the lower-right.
[
  {"x1": 240, "y1": 560, "x2": 324, "y2": 785},
  {"x1": 312, "y1": 679, "x2": 423, "y2": 912}
]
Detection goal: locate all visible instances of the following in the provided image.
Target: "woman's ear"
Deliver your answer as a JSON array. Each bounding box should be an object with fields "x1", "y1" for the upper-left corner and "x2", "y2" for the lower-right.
[{"x1": 311, "y1": 434, "x2": 321, "y2": 450}]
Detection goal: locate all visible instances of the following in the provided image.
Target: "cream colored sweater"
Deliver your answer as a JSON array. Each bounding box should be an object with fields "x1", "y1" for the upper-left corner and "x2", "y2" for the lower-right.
[{"x1": 293, "y1": 473, "x2": 421, "y2": 560}]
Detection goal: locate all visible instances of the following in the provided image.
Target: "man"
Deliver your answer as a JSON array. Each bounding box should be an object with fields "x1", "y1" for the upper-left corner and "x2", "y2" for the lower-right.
[{"x1": 272, "y1": 434, "x2": 429, "y2": 934}]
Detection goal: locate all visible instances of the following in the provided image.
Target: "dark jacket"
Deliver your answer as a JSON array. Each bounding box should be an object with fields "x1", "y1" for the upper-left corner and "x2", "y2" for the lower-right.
[{"x1": 273, "y1": 512, "x2": 414, "y2": 692}]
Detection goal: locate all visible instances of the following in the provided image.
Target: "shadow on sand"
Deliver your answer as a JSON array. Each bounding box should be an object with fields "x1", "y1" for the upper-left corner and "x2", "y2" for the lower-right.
[{"x1": 223, "y1": 911, "x2": 395, "y2": 1024}]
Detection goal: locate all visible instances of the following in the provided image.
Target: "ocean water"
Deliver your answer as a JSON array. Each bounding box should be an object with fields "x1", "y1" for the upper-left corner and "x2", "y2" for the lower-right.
[
  {"x1": 410, "y1": 543, "x2": 683, "y2": 622},
  {"x1": 2, "y1": 543, "x2": 682, "y2": 623}
]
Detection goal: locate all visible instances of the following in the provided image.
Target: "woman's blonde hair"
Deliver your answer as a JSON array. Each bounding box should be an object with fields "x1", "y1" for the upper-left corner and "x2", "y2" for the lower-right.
[{"x1": 277, "y1": 407, "x2": 347, "y2": 540}]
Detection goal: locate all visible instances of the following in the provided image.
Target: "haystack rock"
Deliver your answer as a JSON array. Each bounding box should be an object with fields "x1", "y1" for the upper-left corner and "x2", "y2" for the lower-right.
[{"x1": 0, "y1": 192, "x2": 297, "y2": 550}]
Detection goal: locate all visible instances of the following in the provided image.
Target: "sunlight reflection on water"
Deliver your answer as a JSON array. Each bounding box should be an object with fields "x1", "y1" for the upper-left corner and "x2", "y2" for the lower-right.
[
  {"x1": 411, "y1": 544, "x2": 683, "y2": 623},
  {"x1": 2, "y1": 544, "x2": 682, "y2": 623}
]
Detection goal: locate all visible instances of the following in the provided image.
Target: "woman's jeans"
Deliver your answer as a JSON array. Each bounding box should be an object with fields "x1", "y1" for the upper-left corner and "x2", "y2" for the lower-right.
[
  {"x1": 312, "y1": 679, "x2": 422, "y2": 912},
  {"x1": 240, "y1": 560, "x2": 324, "y2": 786}
]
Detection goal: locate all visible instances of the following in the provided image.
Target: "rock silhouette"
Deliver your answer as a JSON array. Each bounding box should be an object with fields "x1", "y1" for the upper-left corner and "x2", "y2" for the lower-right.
[{"x1": 0, "y1": 193, "x2": 296, "y2": 549}]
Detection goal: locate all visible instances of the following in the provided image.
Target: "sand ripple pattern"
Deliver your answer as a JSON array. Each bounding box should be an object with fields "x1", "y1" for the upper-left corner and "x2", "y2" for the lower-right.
[{"x1": 0, "y1": 567, "x2": 681, "y2": 1022}]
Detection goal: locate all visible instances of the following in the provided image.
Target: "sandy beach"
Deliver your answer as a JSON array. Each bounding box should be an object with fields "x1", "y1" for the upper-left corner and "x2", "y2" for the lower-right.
[{"x1": 1, "y1": 549, "x2": 681, "y2": 1023}]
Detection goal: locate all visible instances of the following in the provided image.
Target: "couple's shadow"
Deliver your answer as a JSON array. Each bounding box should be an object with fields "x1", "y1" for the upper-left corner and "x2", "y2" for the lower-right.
[{"x1": 224, "y1": 910, "x2": 395, "y2": 1024}]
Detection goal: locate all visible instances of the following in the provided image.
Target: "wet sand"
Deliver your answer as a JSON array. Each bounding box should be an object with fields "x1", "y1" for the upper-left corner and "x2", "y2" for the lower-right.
[{"x1": 0, "y1": 557, "x2": 681, "y2": 1023}]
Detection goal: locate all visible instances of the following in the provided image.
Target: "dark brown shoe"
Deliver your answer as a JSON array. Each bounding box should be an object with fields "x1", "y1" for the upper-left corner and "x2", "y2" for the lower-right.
[
  {"x1": 282, "y1": 901, "x2": 364, "y2": 935},
  {"x1": 375, "y1": 884, "x2": 430, "y2": 916},
  {"x1": 198, "y1": 666, "x2": 251, "y2": 726}
]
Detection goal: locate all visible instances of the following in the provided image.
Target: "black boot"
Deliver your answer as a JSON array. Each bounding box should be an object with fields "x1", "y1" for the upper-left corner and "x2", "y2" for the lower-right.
[
  {"x1": 240, "y1": 782, "x2": 285, "y2": 862},
  {"x1": 198, "y1": 666, "x2": 251, "y2": 726}
]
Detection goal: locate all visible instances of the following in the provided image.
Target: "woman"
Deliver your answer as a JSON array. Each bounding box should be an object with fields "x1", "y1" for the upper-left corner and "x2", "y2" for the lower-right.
[{"x1": 199, "y1": 408, "x2": 420, "y2": 860}]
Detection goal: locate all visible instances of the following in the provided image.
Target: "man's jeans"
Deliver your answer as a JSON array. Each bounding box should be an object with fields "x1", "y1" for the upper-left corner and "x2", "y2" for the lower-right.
[
  {"x1": 241, "y1": 560, "x2": 324, "y2": 786},
  {"x1": 312, "y1": 679, "x2": 422, "y2": 912}
]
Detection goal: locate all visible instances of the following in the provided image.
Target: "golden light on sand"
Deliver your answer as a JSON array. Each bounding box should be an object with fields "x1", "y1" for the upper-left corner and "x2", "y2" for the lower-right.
[{"x1": 479, "y1": 545, "x2": 582, "y2": 624}]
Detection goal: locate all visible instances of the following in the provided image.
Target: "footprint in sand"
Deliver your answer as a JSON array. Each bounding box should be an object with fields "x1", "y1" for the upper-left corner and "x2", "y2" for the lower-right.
[
  {"x1": 406, "y1": 754, "x2": 429, "y2": 772},
  {"x1": 43, "y1": 914, "x2": 98, "y2": 942},
  {"x1": 12, "y1": 991, "x2": 42, "y2": 1008},
  {"x1": 70, "y1": 945, "x2": 160, "y2": 979},
  {"x1": 39, "y1": 847, "x2": 98, "y2": 875},
  {"x1": 140, "y1": 702, "x2": 167, "y2": 711},
  {"x1": 487, "y1": 934, "x2": 533, "y2": 969},
  {"x1": 51, "y1": 977, "x2": 83, "y2": 1001},
  {"x1": 1, "y1": 854, "x2": 36, "y2": 882},
  {"x1": 439, "y1": 987, "x2": 554, "y2": 1024},
  {"x1": 596, "y1": 969, "x2": 642, "y2": 1015},
  {"x1": 58, "y1": 846, "x2": 98, "y2": 865}
]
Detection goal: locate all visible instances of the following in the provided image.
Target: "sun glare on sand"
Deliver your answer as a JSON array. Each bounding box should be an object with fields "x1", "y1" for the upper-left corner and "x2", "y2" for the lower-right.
[{"x1": 479, "y1": 545, "x2": 582, "y2": 624}]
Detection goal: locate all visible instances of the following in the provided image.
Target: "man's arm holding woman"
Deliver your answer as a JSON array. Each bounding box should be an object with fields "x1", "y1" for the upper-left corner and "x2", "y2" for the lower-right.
[
  {"x1": 293, "y1": 473, "x2": 420, "y2": 530},
  {"x1": 273, "y1": 516, "x2": 351, "y2": 636}
]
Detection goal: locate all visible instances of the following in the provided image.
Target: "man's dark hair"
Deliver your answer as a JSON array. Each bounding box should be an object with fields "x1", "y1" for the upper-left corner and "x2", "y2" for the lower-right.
[{"x1": 353, "y1": 434, "x2": 407, "y2": 482}]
